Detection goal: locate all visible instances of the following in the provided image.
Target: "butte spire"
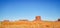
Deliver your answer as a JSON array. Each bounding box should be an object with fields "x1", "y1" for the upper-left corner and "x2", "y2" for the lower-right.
[{"x1": 34, "y1": 16, "x2": 41, "y2": 21}]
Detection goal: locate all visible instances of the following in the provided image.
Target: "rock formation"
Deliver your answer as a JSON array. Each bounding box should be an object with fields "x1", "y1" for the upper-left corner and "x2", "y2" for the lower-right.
[
  {"x1": 34, "y1": 16, "x2": 41, "y2": 21},
  {"x1": 58, "y1": 19, "x2": 60, "y2": 21}
]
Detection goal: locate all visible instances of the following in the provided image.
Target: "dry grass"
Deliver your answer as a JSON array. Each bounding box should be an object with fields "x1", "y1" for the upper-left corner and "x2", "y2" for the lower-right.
[{"x1": 0, "y1": 21, "x2": 60, "y2": 28}]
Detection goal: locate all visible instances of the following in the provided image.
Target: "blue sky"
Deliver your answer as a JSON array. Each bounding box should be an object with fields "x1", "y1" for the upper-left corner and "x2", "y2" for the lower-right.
[{"x1": 0, "y1": 0, "x2": 60, "y2": 21}]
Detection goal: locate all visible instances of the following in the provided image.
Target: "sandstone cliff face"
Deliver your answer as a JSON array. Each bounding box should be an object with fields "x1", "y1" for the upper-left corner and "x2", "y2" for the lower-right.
[{"x1": 0, "y1": 16, "x2": 60, "y2": 28}]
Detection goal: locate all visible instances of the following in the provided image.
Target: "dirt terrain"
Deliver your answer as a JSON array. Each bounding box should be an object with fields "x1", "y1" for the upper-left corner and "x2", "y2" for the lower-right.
[{"x1": 0, "y1": 16, "x2": 60, "y2": 28}]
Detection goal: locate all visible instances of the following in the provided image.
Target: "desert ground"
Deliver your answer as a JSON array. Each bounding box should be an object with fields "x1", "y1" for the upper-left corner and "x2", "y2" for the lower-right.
[{"x1": 0, "y1": 16, "x2": 60, "y2": 28}]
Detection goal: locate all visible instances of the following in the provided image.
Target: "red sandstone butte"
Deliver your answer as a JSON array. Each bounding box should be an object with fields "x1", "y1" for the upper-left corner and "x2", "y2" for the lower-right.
[{"x1": 34, "y1": 16, "x2": 41, "y2": 21}]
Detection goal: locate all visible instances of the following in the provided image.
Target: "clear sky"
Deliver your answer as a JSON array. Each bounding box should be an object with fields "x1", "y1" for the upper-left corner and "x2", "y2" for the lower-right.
[{"x1": 0, "y1": 0, "x2": 60, "y2": 21}]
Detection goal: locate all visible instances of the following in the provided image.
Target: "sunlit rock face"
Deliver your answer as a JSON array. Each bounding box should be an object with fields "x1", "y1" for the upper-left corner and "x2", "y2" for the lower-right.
[
  {"x1": 0, "y1": 16, "x2": 60, "y2": 28},
  {"x1": 34, "y1": 16, "x2": 41, "y2": 21}
]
